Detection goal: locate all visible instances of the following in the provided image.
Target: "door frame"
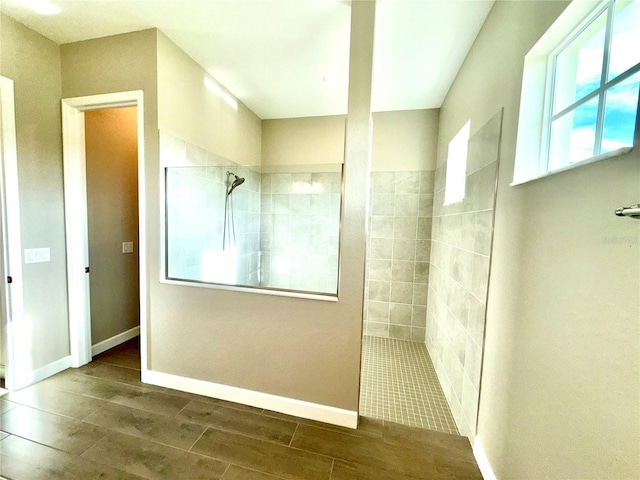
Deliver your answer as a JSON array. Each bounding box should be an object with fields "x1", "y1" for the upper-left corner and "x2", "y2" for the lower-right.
[
  {"x1": 61, "y1": 90, "x2": 147, "y2": 370},
  {"x1": 0, "y1": 76, "x2": 25, "y2": 391}
]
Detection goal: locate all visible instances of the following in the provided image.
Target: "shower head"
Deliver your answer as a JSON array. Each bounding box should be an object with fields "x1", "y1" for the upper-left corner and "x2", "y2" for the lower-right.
[
  {"x1": 232, "y1": 176, "x2": 245, "y2": 188},
  {"x1": 226, "y1": 171, "x2": 245, "y2": 196}
]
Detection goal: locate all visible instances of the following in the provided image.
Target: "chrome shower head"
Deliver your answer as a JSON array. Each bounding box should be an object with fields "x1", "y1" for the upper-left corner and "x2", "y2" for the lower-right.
[
  {"x1": 226, "y1": 171, "x2": 245, "y2": 196},
  {"x1": 232, "y1": 176, "x2": 245, "y2": 188}
]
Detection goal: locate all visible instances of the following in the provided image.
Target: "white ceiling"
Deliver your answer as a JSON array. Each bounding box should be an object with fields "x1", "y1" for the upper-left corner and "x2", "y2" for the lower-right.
[{"x1": 1, "y1": 0, "x2": 494, "y2": 119}]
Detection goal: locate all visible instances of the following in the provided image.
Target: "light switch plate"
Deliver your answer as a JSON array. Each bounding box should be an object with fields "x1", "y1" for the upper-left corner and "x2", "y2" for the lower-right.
[
  {"x1": 122, "y1": 241, "x2": 134, "y2": 254},
  {"x1": 24, "y1": 248, "x2": 50, "y2": 264}
]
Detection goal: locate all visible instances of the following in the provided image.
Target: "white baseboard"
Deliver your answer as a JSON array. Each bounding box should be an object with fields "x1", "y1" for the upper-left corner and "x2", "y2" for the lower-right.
[
  {"x1": 473, "y1": 437, "x2": 498, "y2": 480},
  {"x1": 143, "y1": 369, "x2": 358, "y2": 429},
  {"x1": 15, "y1": 355, "x2": 72, "y2": 390},
  {"x1": 91, "y1": 326, "x2": 140, "y2": 357}
]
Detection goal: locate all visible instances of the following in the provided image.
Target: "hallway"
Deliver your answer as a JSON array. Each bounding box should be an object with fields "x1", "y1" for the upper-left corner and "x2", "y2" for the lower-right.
[{"x1": 0, "y1": 339, "x2": 482, "y2": 479}]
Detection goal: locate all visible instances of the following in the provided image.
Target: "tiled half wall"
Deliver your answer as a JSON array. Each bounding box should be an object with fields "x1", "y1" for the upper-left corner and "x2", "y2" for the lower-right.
[
  {"x1": 426, "y1": 111, "x2": 502, "y2": 439},
  {"x1": 364, "y1": 170, "x2": 435, "y2": 342}
]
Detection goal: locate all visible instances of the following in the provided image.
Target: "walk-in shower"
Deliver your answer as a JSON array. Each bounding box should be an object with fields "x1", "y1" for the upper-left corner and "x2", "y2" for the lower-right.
[{"x1": 223, "y1": 171, "x2": 245, "y2": 251}]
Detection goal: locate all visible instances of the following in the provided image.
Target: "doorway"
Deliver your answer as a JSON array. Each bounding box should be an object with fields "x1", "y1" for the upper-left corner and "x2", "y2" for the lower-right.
[
  {"x1": 61, "y1": 91, "x2": 147, "y2": 371},
  {"x1": 84, "y1": 107, "x2": 140, "y2": 355}
]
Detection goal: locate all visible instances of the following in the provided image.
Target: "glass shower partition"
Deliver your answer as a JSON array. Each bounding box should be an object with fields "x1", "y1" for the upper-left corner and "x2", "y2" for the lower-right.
[{"x1": 165, "y1": 164, "x2": 342, "y2": 296}]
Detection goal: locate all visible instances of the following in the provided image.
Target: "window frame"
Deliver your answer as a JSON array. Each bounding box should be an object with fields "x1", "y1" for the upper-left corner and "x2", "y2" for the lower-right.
[
  {"x1": 546, "y1": 0, "x2": 640, "y2": 168},
  {"x1": 513, "y1": 0, "x2": 640, "y2": 185}
]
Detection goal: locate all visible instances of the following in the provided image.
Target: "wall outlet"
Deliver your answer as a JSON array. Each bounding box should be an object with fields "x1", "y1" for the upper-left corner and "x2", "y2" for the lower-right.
[
  {"x1": 24, "y1": 248, "x2": 50, "y2": 264},
  {"x1": 122, "y1": 241, "x2": 134, "y2": 254}
]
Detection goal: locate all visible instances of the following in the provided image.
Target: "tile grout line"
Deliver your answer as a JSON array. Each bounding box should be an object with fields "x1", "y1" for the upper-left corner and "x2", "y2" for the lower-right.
[
  {"x1": 173, "y1": 399, "x2": 192, "y2": 419},
  {"x1": 186, "y1": 426, "x2": 209, "y2": 452},
  {"x1": 288, "y1": 423, "x2": 300, "y2": 447},
  {"x1": 219, "y1": 462, "x2": 231, "y2": 479}
]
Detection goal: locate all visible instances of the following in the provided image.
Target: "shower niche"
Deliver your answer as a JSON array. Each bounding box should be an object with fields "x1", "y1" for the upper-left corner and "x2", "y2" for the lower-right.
[{"x1": 162, "y1": 131, "x2": 342, "y2": 297}]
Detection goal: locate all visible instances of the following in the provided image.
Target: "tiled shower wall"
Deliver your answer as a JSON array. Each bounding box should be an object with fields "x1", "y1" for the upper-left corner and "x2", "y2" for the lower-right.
[
  {"x1": 161, "y1": 131, "x2": 261, "y2": 285},
  {"x1": 259, "y1": 171, "x2": 341, "y2": 293},
  {"x1": 364, "y1": 170, "x2": 434, "y2": 342},
  {"x1": 425, "y1": 111, "x2": 502, "y2": 439}
]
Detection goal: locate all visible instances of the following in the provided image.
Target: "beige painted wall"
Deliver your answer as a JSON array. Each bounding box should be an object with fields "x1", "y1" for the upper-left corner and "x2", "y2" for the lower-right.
[
  {"x1": 85, "y1": 107, "x2": 139, "y2": 345},
  {"x1": 61, "y1": 28, "x2": 159, "y2": 370},
  {"x1": 262, "y1": 115, "x2": 346, "y2": 167},
  {"x1": 157, "y1": 32, "x2": 261, "y2": 167},
  {"x1": 372, "y1": 109, "x2": 439, "y2": 172},
  {"x1": 262, "y1": 109, "x2": 438, "y2": 171},
  {"x1": 0, "y1": 14, "x2": 70, "y2": 369},
  {"x1": 60, "y1": 21, "x2": 372, "y2": 413},
  {"x1": 437, "y1": 1, "x2": 639, "y2": 478},
  {"x1": 149, "y1": 9, "x2": 374, "y2": 412}
]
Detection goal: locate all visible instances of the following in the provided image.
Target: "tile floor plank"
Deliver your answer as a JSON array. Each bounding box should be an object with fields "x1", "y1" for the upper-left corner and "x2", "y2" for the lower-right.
[
  {"x1": 77, "y1": 361, "x2": 149, "y2": 387},
  {"x1": 83, "y1": 403, "x2": 206, "y2": 450},
  {"x1": 0, "y1": 434, "x2": 145, "y2": 480},
  {"x1": 178, "y1": 400, "x2": 298, "y2": 446},
  {"x1": 433, "y1": 455, "x2": 484, "y2": 480},
  {"x1": 221, "y1": 465, "x2": 286, "y2": 479},
  {"x1": 39, "y1": 369, "x2": 190, "y2": 417},
  {"x1": 331, "y1": 459, "x2": 425, "y2": 480},
  {"x1": 383, "y1": 421, "x2": 477, "y2": 466},
  {"x1": 0, "y1": 404, "x2": 107, "y2": 455},
  {"x1": 93, "y1": 338, "x2": 142, "y2": 370},
  {"x1": 36, "y1": 369, "x2": 108, "y2": 395},
  {"x1": 191, "y1": 427, "x2": 333, "y2": 480},
  {"x1": 161, "y1": 389, "x2": 265, "y2": 413},
  {"x1": 290, "y1": 424, "x2": 438, "y2": 479},
  {"x1": 262, "y1": 411, "x2": 384, "y2": 439},
  {"x1": 81, "y1": 379, "x2": 191, "y2": 417},
  {"x1": 3, "y1": 382, "x2": 106, "y2": 419},
  {"x1": 81, "y1": 431, "x2": 229, "y2": 480}
]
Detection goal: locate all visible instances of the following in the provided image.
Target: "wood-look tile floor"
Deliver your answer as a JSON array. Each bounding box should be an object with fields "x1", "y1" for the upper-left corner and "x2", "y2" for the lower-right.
[{"x1": 0, "y1": 338, "x2": 482, "y2": 479}]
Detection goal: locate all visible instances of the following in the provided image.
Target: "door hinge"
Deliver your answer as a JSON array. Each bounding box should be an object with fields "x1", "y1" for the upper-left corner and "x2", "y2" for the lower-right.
[
  {"x1": 7, "y1": 276, "x2": 12, "y2": 284},
  {"x1": 85, "y1": 267, "x2": 90, "y2": 273}
]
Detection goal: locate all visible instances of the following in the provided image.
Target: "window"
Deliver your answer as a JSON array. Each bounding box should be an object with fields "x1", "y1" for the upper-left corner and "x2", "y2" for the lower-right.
[
  {"x1": 514, "y1": 0, "x2": 640, "y2": 184},
  {"x1": 444, "y1": 121, "x2": 470, "y2": 205}
]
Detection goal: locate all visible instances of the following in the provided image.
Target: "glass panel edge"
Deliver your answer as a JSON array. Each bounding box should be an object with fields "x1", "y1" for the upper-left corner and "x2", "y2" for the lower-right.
[{"x1": 161, "y1": 277, "x2": 340, "y2": 302}]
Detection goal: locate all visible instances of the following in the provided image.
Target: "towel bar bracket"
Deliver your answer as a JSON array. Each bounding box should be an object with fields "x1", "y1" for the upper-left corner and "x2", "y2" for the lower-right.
[{"x1": 615, "y1": 204, "x2": 640, "y2": 219}]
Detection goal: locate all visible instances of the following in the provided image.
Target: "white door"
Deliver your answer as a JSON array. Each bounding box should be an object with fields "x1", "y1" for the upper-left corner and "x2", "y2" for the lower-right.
[{"x1": 0, "y1": 76, "x2": 28, "y2": 390}]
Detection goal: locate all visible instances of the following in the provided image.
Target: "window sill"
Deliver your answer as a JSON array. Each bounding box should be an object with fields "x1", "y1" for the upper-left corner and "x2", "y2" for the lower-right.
[{"x1": 511, "y1": 146, "x2": 634, "y2": 187}]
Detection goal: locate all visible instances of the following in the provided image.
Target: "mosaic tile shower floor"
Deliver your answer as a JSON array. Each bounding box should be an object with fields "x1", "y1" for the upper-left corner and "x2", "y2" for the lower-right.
[{"x1": 360, "y1": 336, "x2": 458, "y2": 435}]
